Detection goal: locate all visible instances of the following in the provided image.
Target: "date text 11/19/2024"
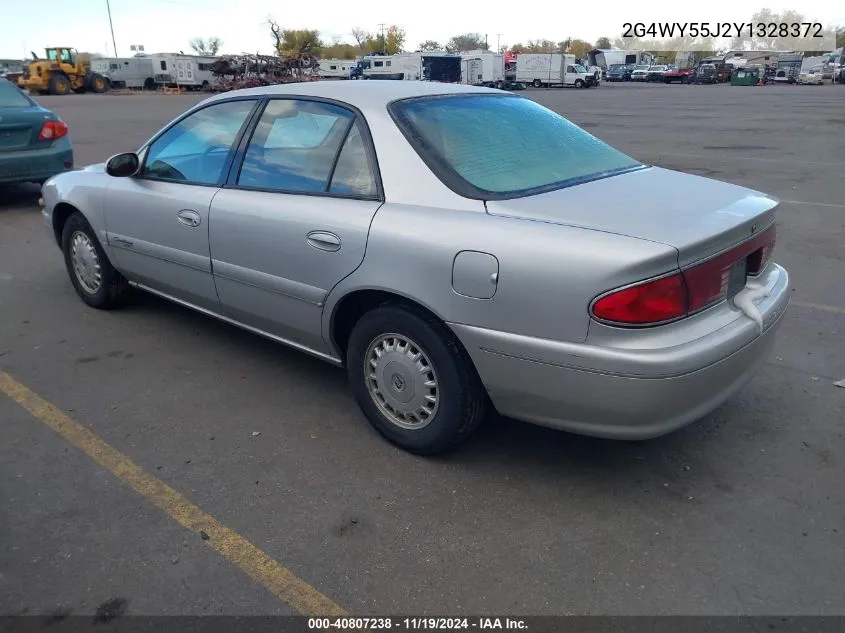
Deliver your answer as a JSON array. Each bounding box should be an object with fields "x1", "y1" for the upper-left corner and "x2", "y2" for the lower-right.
[{"x1": 308, "y1": 617, "x2": 528, "y2": 630}]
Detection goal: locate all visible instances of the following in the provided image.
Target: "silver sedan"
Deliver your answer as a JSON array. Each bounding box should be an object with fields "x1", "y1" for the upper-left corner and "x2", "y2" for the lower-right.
[{"x1": 41, "y1": 81, "x2": 790, "y2": 455}]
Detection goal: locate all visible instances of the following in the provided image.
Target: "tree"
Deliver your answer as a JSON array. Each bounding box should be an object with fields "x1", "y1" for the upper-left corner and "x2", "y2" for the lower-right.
[
  {"x1": 595, "y1": 36, "x2": 612, "y2": 49},
  {"x1": 321, "y1": 42, "x2": 359, "y2": 59},
  {"x1": 418, "y1": 40, "x2": 442, "y2": 51},
  {"x1": 189, "y1": 36, "x2": 223, "y2": 55},
  {"x1": 446, "y1": 33, "x2": 487, "y2": 52},
  {"x1": 730, "y1": 8, "x2": 820, "y2": 52},
  {"x1": 268, "y1": 20, "x2": 323, "y2": 56},
  {"x1": 509, "y1": 42, "x2": 525, "y2": 53},
  {"x1": 524, "y1": 39, "x2": 557, "y2": 53},
  {"x1": 568, "y1": 39, "x2": 592, "y2": 58},
  {"x1": 77, "y1": 52, "x2": 104, "y2": 63},
  {"x1": 384, "y1": 25, "x2": 406, "y2": 54}
]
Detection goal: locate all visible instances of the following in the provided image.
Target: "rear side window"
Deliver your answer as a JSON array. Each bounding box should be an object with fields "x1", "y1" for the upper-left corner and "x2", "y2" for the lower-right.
[
  {"x1": 0, "y1": 80, "x2": 33, "y2": 107},
  {"x1": 389, "y1": 94, "x2": 642, "y2": 200}
]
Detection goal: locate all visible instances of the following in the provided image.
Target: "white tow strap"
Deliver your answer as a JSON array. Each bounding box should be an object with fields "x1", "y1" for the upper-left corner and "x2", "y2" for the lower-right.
[{"x1": 732, "y1": 281, "x2": 771, "y2": 335}]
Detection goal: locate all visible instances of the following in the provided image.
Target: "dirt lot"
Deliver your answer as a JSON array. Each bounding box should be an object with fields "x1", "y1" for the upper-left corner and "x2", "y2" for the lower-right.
[{"x1": 1, "y1": 83, "x2": 844, "y2": 617}]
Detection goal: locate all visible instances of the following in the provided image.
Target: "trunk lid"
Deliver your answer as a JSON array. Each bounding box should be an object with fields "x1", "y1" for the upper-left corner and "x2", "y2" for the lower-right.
[
  {"x1": 0, "y1": 106, "x2": 54, "y2": 152},
  {"x1": 485, "y1": 166, "x2": 778, "y2": 266}
]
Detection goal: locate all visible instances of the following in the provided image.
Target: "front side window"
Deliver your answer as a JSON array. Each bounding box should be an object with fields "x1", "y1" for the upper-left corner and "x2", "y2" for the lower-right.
[
  {"x1": 141, "y1": 99, "x2": 255, "y2": 185},
  {"x1": 374, "y1": 61, "x2": 384, "y2": 67},
  {"x1": 390, "y1": 94, "x2": 642, "y2": 199},
  {"x1": 237, "y1": 99, "x2": 362, "y2": 194}
]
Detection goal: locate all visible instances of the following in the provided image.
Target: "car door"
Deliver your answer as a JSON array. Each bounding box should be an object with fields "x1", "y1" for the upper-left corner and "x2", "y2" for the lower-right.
[
  {"x1": 104, "y1": 98, "x2": 259, "y2": 311},
  {"x1": 209, "y1": 97, "x2": 383, "y2": 355}
]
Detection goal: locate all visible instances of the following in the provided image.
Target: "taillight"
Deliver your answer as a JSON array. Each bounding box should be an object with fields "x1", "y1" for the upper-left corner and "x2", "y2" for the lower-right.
[
  {"x1": 592, "y1": 223, "x2": 777, "y2": 326},
  {"x1": 592, "y1": 273, "x2": 688, "y2": 325},
  {"x1": 38, "y1": 120, "x2": 68, "y2": 142}
]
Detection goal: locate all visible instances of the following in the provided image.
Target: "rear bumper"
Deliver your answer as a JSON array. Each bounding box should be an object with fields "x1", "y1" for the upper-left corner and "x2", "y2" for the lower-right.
[
  {"x1": 0, "y1": 140, "x2": 73, "y2": 184},
  {"x1": 450, "y1": 263, "x2": 790, "y2": 440}
]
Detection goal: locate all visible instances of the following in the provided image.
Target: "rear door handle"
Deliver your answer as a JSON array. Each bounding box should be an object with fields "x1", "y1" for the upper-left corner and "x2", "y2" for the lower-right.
[
  {"x1": 177, "y1": 209, "x2": 201, "y2": 227},
  {"x1": 306, "y1": 231, "x2": 341, "y2": 252}
]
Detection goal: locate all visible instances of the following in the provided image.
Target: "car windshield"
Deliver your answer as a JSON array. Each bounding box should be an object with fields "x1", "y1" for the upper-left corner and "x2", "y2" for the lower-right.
[
  {"x1": 635, "y1": 65, "x2": 648, "y2": 70},
  {"x1": 390, "y1": 94, "x2": 642, "y2": 199},
  {"x1": 0, "y1": 79, "x2": 32, "y2": 107},
  {"x1": 574, "y1": 64, "x2": 587, "y2": 73}
]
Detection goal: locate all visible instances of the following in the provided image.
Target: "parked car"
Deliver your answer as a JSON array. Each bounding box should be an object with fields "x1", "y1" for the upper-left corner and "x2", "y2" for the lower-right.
[
  {"x1": 606, "y1": 64, "x2": 634, "y2": 81},
  {"x1": 41, "y1": 82, "x2": 790, "y2": 455},
  {"x1": 646, "y1": 65, "x2": 670, "y2": 82},
  {"x1": 630, "y1": 65, "x2": 650, "y2": 81},
  {"x1": 663, "y1": 67, "x2": 695, "y2": 83},
  {"x1": 0, "y1": 78, "x2": 73, "y2": 185},
  {"x1": 797, "y1": 69, "x2": 824, "y2": 85}
]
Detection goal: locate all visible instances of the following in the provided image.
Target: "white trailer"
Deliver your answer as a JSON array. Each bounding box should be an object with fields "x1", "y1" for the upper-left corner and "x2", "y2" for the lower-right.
[
  {"x1": 515, "y1": 53, "x2": 592, "y2": 88},
  {"x1": 460, "y1": 53, "x2": 504, "y2": 86},
  {"x1": 362, "y1": 52, "x2": 462, "y2": 82},
  {"x1": 318, "y1": 59, "x2": 355, "y2": 79},
  {"x1": 149, "y1": 53, "x2": 218, "y2": 89},
  {"x1": 90, "y1": 56, "x2": 155, "y2": 89}
]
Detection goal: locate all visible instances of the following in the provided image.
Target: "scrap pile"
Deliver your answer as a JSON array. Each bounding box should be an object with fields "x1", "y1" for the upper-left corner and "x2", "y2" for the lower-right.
[{"x1": 210, "y1": 53, "x2": 320, "y2": 92}]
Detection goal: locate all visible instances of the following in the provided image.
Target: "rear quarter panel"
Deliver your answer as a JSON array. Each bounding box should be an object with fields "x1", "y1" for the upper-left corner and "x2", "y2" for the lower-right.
[{"x1": 323, "y1": 202, "x2": 680, "y2": 348}]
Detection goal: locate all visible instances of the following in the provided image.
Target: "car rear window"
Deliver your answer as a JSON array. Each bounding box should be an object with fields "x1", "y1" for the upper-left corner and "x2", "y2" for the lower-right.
[
  {"x1": 389, "y1": 94, "x2": 642, "y2": 200},
  {"x1": 0, "y1": 80, "x2": 33, "y2": 107}
]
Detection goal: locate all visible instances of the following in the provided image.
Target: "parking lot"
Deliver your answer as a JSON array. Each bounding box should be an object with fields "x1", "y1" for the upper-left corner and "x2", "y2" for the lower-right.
[{"x1": 1, "y1": 82, "x2": 844, "y2": 617}]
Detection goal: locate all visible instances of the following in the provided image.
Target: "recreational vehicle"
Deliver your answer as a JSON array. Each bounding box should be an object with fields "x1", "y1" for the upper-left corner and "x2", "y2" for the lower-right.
[
  {"x1": 361, "y1": 52, "x2": 461, "y2": 82},
  {"x1": 90, "y1": 56, "x2": 155, "y2": 89},
  {"x1": 515, "y1": 53, "x2": 593, "y2": 88},
  {"x1": 149, "y1": 53, "x2": 218, "y2": 89},
  {"x1": 318, "y1": 59, "x2": 355, "y2": 79}
]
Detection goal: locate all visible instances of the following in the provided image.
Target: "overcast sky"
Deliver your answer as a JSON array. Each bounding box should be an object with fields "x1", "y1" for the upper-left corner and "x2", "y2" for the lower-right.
[{"x1": 2, "y1": 0, "x2": 842, "y2": 59}]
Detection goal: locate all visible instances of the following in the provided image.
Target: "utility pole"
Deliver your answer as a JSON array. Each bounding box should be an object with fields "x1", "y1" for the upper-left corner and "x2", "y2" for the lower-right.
[
  {"x1": 485, "y1": 34, "x2": 488, "y2": 50},
  {"x1": 105, "y1": 0, "x2": 118, "y2": 57},
  {"x1": 378, "y1": 23, "x2": 386, "y2": 53}
]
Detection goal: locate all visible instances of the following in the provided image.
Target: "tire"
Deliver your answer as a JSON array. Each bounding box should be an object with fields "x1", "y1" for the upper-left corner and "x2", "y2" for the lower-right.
[
  {"x1": 87, "y1": 73, "x2": 108, "y2": 93},
  {"x1": 574, "y1": 79, "x2": 584, "y2": 88},
  {"x1": 143, "y1": 77, "x2": 155, "y2": 90},
  {"x1": 61, "y1": 212, "x2": 130, "y2": 309},
  {"x1": 346, "y1": 304, "x2": 487, "y2": 455},
  {"x1": 532, "y1": 78, "x2": 542, "y2": 88},
  {"x1": 48, "y1": 74, "x2": 71, "y2": 95}
]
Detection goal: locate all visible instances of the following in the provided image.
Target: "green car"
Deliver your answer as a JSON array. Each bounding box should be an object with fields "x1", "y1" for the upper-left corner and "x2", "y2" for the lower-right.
[{"x1": 0, "y1": 78, "x2": 73, "y2": 185}]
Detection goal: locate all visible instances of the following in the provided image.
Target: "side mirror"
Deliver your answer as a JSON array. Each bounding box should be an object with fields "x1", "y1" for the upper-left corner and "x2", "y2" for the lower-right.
[{"x1": 106, "y1": 152, "x2": 140, "y2": 178}]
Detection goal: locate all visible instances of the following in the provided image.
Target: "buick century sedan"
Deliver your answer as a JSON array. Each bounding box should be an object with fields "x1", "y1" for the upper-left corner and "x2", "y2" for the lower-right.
[{"x1": 41, "y1": 81, "x2": 789, "y2": 454}]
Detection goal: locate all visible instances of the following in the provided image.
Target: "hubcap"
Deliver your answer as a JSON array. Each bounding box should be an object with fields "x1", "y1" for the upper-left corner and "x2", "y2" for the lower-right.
[
  {"x1": 70, "y1": 231, "x2": 102, "y2": 294},
  {"x1": 364, "y1": 333, "x2": 439, "y2": 430}
]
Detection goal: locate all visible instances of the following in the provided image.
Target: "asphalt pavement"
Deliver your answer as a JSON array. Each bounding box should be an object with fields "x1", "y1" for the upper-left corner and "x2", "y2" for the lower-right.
[{"x1": 1, "y1": 83, "x2": 843, "y2": 617}]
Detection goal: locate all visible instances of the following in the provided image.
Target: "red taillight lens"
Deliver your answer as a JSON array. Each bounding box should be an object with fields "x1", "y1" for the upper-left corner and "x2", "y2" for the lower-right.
[
  {"x1": 592, "y1": 223, "x2": 777, "y2": 327},
  {"x1": 592, "y1": 273, "x2": 688, "y2": 325},
  {"x1": 38, "y1": 120, "x2": 68, "y2": 142}
]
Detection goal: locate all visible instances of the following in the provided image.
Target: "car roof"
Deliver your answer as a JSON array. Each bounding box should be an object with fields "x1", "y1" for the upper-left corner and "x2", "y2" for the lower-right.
[{"x1": 202, "y1": 80, "x2": 499, "y2": 110}]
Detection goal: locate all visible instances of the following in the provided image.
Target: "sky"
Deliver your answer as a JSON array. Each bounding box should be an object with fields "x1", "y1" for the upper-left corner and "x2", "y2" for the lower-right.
[{"x1": 2, "y1": 0, "x2": 842, "y2": 60}]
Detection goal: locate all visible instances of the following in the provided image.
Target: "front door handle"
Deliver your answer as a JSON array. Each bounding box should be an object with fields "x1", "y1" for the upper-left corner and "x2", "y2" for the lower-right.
[
  {"x1": 177, "y1": 209, "x2": 201, "y2": 228},
  {"x1": 306, "y1": 231, "x2": 341, "y2": 252}
]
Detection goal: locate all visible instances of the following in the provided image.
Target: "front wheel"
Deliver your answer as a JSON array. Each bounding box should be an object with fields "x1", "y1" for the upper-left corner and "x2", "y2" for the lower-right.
[
  {"x1": 346, "y1": 305, "x2": 487, "y2": 455},
  {"x1": 61, "y1": 212, "x2": 130, "y2": 309},
  {"x1": 574, "y1": 79, "x2": 585, "y2": 88}
]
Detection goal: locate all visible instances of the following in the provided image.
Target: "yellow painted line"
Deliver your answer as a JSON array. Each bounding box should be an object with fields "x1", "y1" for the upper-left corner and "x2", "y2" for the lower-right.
[{"x1": 0, "y1": 370, "x2": 346, "y2": 617}]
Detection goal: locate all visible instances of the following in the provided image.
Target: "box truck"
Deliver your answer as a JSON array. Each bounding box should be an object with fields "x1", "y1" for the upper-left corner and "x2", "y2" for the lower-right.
[{"x1": 515, "y1": 53, "x2": 593, "y2": 88}]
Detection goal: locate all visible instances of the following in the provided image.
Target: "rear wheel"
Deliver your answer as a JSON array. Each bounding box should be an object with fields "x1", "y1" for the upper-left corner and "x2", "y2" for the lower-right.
[
  {"x1": 346, "y1": 304, "x2": 487, "y2": 455},
  {"x1": 61, "y1": 212, "x2": 130, "y2": 309},
  {"x1": 48, "y1": 74, "x2": 71, "y2": 95},
  {"x1": 143, "y1": 77, "x2": 155, "y2": 90},
  {"x1": 532, "y1": 78, "x2": 542, "y2": 88}
]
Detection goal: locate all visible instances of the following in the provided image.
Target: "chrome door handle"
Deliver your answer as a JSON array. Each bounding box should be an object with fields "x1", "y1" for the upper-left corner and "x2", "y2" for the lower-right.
[
  {"x1": 306, "y1": 231, "x2": 341, "y2": 252},
  {"x1": 176, "y1": 209, "x2": 201, "y2": 227}
]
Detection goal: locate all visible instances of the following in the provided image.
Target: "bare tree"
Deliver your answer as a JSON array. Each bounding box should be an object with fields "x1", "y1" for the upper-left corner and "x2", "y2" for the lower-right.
[{"x1": 190, "y1": 36, "x2": 223, "y2": 55}]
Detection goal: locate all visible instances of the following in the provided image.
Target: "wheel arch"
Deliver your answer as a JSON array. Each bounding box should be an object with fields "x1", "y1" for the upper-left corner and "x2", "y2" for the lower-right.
[
  {"x1": 327, "y1": 287, "x2": 455, "y2": 364},
  {"x1": 52, "y1": 201, "x2": 81, "y2": 246}
]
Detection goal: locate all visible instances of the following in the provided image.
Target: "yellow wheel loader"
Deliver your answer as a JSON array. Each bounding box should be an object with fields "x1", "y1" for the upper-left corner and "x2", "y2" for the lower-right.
[{"x1": 17, "y1": 48, "x2": 109, "y2": 95}]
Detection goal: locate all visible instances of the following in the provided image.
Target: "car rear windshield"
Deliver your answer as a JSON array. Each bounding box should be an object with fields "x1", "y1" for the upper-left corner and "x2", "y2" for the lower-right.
[
  {"x1": 0, "y1": 80, "x2": 33, "y2": 107},
  {"x1": 389, "y1": 94, "x2": 643, "y2": 200}
]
